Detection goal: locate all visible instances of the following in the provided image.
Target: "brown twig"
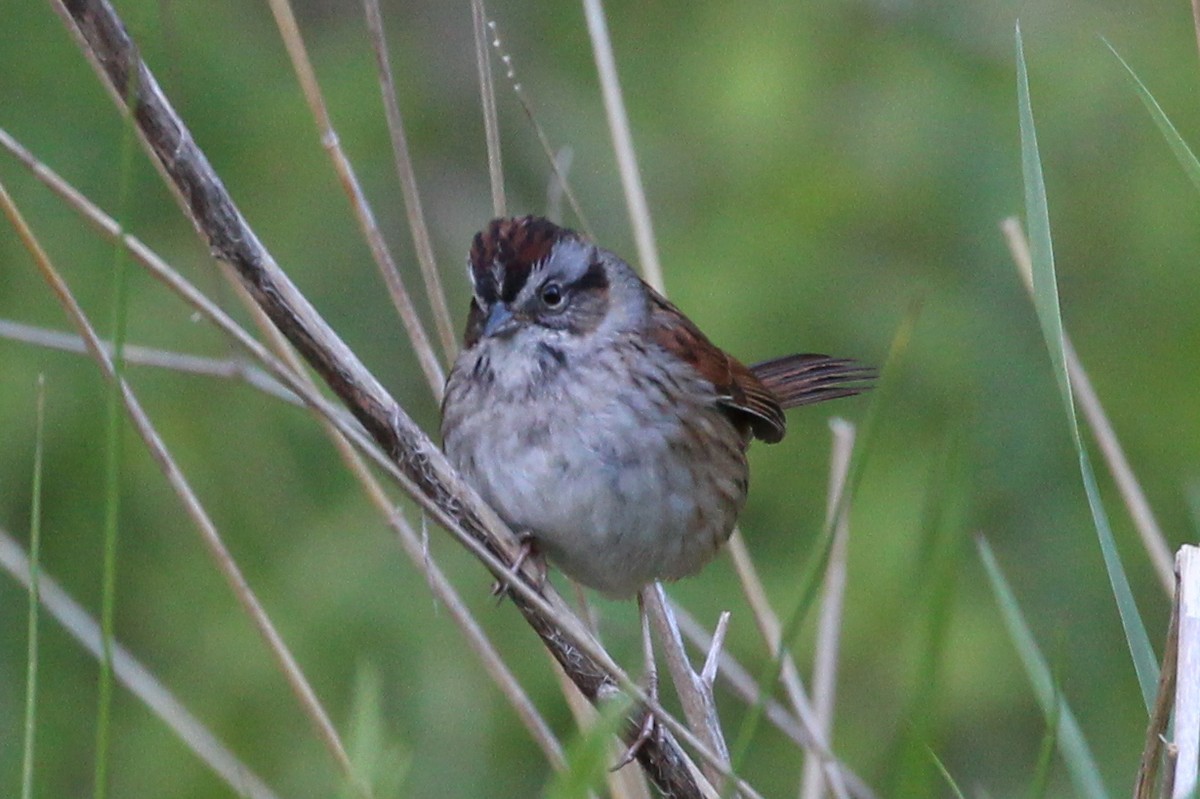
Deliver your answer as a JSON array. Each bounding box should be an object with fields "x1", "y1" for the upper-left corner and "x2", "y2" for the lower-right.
[{"x1": 1134, "y1": 562, "x2": 1180, "y2": 799}]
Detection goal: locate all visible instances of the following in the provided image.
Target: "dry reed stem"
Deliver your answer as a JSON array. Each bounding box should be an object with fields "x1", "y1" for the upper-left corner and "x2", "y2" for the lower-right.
[
  {"x1": 1001, "y1": 218, "x2": 1174, "y2": 594},
  {"x1": 0, "y1": 178, "x2": 367, "y2": 796},
  {"x1": 0, "y1": 317, "x2": 300, "y2": 404},
  {"x1": 799, "y1": 419, "x2": 856, "y2": 799},
  {"x1": 360, "y1": 0, "x2": 458, "y2": 362},
  {"x1": 725, "y1": 536, "x2": 814, "y2": 721},
  {"x1": 646, "y1": 584, "x2": 731, "y2": 790},
  {"x1": 580, "y1": 0, "x2": 664, "y2": 290},
  {"x1": 0, "y1": 529, "x2": 283, "y2": 799},
  {"x1": 1174, "y1": 546, "x2": 1200, "y2": 797},
  {"x1": 1135, "y1": 567, "x2": 1180, "y2": 799},
  {"x1": 473, "y1": 0, "x2": 506, "y2": 217},
  {"x1": 671, "y1": 606, "x2": 876, "y2": 799},
  {"x1": 46, "y1": 3, "x2": 756, "y2": 793},
  {"x1": 263, "y1": 0, "x2": 446, "y2": 399}
]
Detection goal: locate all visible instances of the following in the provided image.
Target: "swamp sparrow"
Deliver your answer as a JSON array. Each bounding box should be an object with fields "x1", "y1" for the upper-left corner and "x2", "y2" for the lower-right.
[{"x1": 441, "y1": 216, "x2": 871, "y2": 598}]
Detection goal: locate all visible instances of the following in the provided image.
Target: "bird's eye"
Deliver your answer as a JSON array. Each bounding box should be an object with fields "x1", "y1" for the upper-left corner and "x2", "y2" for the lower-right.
[{"x1": 540, "y1": 282, "x2": 564, "y2": 308}]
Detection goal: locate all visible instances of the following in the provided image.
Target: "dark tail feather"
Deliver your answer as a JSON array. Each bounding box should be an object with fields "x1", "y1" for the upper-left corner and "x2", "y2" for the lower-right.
[{"x1": 750, "y1": 353, "x2": 875, "y2": 409}]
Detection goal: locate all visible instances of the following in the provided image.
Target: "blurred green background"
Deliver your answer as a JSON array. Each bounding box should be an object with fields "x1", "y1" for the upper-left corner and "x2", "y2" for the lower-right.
[{"x1": 2, "y1": 0, "x2": 1197, "y2": 797}]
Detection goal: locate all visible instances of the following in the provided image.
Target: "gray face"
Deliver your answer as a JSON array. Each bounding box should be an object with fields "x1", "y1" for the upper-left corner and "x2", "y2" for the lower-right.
[{"x1": 468, "y1": 237, "x2": 618, "y2": 350}]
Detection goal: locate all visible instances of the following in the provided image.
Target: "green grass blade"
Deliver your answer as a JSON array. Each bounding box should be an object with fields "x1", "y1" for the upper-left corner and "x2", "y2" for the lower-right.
[
  {"x1": 726, "y1": 300, "x2": 920, "y2": 780},
  {"x1": 22, "y1": 377, "x2": 47, "y2": 799},
  {"x1": 94, "y1": 60, "x2": 141, "y2": 799},
  {"x1": 927, "y1": 746, "x2": 968, "y2": 799},
  {"x1": 543, "y1": 695, "x2": 632, "y2": 799},
  {"x1": 1015, "y1": 23, "x2": 1158, "y2": 711},
  {"x1": 1106, "y1": 40, "x2": 1200, "y2": 193},
  {"x1": 338, "y1": 665, "x2": 409, "y2": 799},
  {"x1": 1029, "y1": 675, "x2": 1062, "y2": 799},
  {"x1": 977, "y1": 536, "x2": 1110, "y2": 799}
]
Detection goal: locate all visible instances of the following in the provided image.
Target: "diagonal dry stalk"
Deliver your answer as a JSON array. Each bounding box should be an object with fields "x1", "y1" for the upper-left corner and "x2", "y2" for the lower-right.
[
  {"x1": 0, "y1": 528, "x2": 284, "y2": 799},
  {"x1": 360, "y1": 0, "x2": 458, "y2": 362},
  {"x1": 1001, "y1": 219, "x2": 1174, "y2": 594}
]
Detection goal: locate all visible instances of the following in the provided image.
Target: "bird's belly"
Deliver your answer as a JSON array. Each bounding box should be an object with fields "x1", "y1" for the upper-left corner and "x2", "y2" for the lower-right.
[{"x1": 444, "y1": 382, "x2": 748, "y2": 598}]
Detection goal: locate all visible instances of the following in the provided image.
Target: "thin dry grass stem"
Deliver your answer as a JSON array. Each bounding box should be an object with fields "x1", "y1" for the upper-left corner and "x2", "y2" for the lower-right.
[
  {"x1": 0, "y1": 529, "x2": 284, "y2": 799},
  {"x1": 1135, "y1": 566, "x2": 1180, "y2": 799},
  {"x1": 236, "y1": 280, "x2": 567, "y2": 769},
  {"x1": 0, "y1": 128, "x2": 362, "y2": 434},
  {"x1": 1001, "y1": 218, "x2": 1174, "y2": 594},
  {"x1": 263, "y1": 0, "x2": 445, "y2": 400},
  {"x1": 0, "y1": 318, "x2": 300, "y2": 405},
  {"x1": 360, "y1": 0, "x2": 458, "y2": 362},
  {"x1": 723, "y1": 536, "x2": 854, "y2": 799},
  {"x1": 1173, "y1": 545, "x2": 1200, "y2": 797},
  {"x1": 799, "y1": 419, "x2": 856, "y2": 799},
  {"x1": 645, "y1": 584, "x2": 731, "y2": 790},
  {"x1": 672, "y1": 606, "x2": 873, "y2": 799},
  {"x1": 725, "y1": 534, "x2": 810, "y2": 720},
  {"x1": 486, "y1": 19, "x2": 592, "y2": 235},
  {"x1": 580, "y1": 0, "x2": 663, "y2": 290},
  {"x1": 44, "y1": 7, "x2": 750, "y2": 793},
  {"x1": 0, "y1": 178, "x2": 371, "y2": 799},
  {"x1": 547, "y1": 147, "x2": 574, "y2": 224},
  {"x1": 472, "y1": 0, "x2": 506, "y2": 217}
]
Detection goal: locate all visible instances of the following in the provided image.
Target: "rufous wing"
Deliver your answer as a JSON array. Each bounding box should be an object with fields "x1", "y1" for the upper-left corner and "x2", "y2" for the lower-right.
[{"x1": 646, "y1": 284, "x2": 873, "y2": 444}]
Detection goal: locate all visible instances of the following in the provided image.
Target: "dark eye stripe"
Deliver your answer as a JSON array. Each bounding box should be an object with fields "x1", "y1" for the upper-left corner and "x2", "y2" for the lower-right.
[{"x1": 573, "y1": 261, "x2": 608, "y2": 292}]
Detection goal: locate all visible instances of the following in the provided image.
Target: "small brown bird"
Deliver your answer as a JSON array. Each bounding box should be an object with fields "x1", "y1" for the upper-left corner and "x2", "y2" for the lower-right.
[{"x1": 441, "y1": 216, "x2": 871, "y2": 598}]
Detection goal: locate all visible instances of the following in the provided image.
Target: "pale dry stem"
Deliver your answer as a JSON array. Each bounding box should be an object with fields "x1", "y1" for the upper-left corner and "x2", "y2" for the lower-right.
[
  {"x1": 0, "y1": 528, "x2": 282, "y2": 799},
  {"x1": 0, "y1": 317, "x2": 300, "y2": 405},
  {"x1": 799, "y1": 419, "x2": 856, "y2": 799},
  {"x1": 1002, "y1": 218, "x2": 1174, "y2": 594},
  {"x1": 645, "y1": 583, "x2": 731, "y2": 791},
  {"x1": 1173, "y1": 546, "x2": 1200, "y2": 797},
  {"x1": 360, "y1": 0, "x2": 458, "y2": 361},
  {"x1": 473, "y1": 0, "x2": 506, "y2": 217},
  {"x1": 263, "y1": 0, "x2": 446, "y2": 399},
  {"x1": 581, "y1": 0, "x2": 664, "y2": 290}
]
